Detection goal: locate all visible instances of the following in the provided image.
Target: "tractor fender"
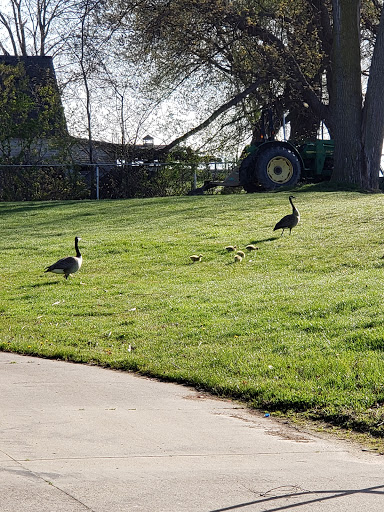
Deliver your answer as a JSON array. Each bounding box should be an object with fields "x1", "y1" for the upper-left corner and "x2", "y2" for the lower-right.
[{"x1": 253, "y1": 140, "x2": 304, "y2": 170}]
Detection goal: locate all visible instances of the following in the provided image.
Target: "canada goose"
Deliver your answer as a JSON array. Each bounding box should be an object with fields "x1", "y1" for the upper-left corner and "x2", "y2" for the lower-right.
[
  {"x1": 273, "y1": 196, "x2": 300, "y2": 235},
  {"x1": 225, "y1": 245, "x2": 237, "y2": 251},
  {"x1": 44, "y1": 237, "x2": 82, "y2": 279},
  {"x1": 246, "y1": 244, "x2": 258, "y2": 251},
  {"x1": 190, "y1": 254, "x2": 203, "y2": 262},
  {"x1": 236, "y1": 250, "x2": 245, "y2": 258},
  {"x1": 234, "y1": 254, "x2": 243, "y2": 262}
]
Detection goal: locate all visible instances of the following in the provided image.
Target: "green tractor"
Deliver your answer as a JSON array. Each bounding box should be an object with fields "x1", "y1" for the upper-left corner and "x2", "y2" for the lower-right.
[
  {"x1": 194, "y1": 110, "x2": 334, "y2": 193},
  {"x1": 238, "y1": 137, "x2": 334, "y2": 192}
]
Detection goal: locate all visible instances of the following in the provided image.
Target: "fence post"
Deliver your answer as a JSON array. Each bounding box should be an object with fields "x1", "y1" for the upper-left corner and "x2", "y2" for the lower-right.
[{"x1": 96, "y1": 165, "x2": 100, "y2": 200}]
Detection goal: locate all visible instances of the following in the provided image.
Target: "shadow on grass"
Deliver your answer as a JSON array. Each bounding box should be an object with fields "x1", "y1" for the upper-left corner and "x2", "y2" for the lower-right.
[
  {"x1": 250, "y1": 236, "x2": 279, "y2": 244},
  {"x1": 0, "y1": 201, "x2": 78, "y2": 216},
  {"x1": 22, "y1": 280, "x2": 63, "y2": 288},
  {"x1": 296, "y1": 181, "x2": 372, "y2": 194}
]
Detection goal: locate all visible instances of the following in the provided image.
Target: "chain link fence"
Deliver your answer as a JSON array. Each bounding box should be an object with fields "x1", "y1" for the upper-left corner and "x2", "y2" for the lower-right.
[{"x1": 0, "y1": 161, "x2": 236, "y2": 201}]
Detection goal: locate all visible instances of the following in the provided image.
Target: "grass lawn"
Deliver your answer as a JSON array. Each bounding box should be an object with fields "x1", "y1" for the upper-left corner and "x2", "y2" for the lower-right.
[{"x1": 1, "y1": 187, "x2": 384, "y2": 439}]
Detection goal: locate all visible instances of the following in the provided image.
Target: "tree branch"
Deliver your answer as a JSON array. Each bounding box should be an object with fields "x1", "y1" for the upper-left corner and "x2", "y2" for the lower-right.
[
  {"x1": 0, "y1": 11, "x2": 19, "y2": 54},
  {"x1": 157, "y1": 79, "x2": 265, "y2": 155}
]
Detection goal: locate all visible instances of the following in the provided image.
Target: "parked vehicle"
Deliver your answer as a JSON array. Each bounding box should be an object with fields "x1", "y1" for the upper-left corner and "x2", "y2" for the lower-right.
[{"x1": 191, "y1": 110, "x2": 334, "y2": 193}]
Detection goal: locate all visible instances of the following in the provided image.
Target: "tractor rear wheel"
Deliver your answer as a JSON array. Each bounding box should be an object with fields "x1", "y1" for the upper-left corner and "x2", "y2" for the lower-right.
[
  {"x1": 240, "y1": 145, "x2": 301, "y2": 191},
  {"x1": 255, "y1": 145, "x2": 301, "y2": 190}
]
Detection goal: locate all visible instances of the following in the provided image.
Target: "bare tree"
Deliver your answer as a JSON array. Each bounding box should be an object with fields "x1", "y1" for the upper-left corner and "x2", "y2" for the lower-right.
[{"x1": 0, "y1": 0, "x2": 74, "y2": 56}]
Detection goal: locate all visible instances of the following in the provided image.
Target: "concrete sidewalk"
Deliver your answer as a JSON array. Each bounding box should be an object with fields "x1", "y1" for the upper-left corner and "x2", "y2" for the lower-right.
[{"x1": 0, "y1": 351, "x2": 383, "y2": 512}]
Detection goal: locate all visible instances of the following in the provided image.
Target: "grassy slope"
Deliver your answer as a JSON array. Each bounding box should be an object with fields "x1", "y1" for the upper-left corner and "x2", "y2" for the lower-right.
[{"x1": 1, "y1": 189, "x2": 384, "y2": 436}]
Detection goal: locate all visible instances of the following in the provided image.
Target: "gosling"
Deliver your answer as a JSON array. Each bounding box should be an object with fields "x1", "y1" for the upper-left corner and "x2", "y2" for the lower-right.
[
  {"x1": 234, "y1": 254, "x2": 243, "y2": 263},
  {"x1": 190, "y1": 254, "x2": 203, "y2": 263},
  {"x1": 246, "y1": 244, "x2": 258, "y2": 251},
  {"x1": 236, "y1": 250, "x2": 245, "y2": 258},
  {"x1": 225, "y1": 245, "x2": 237, "y2": 252}
]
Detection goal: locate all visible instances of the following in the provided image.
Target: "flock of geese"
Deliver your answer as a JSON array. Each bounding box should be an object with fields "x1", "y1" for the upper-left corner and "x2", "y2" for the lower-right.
[
  {"x1": 190, "y1": 195, "x2": 300, "y2": 264},
  {"x1": 44, "y1": 196, "x2": 300, "y2": 278}
]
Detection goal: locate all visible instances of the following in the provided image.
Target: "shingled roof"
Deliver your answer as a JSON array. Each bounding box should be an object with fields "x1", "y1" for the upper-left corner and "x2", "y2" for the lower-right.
[{"x1": 0, "y1": 55, "x2": 68, "y2": 137}]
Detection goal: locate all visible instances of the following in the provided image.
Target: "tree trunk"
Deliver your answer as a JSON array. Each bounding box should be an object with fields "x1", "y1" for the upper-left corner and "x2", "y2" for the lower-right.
[
  {"x1": 361, "y1": 6, "x2": 384, "y2": 191},
  {"x1": 330, "y1": 0, "x2": 364, "y2": 187},
  {"x1": 288, "y1": 106, "x2": 320, "y2": 141}
]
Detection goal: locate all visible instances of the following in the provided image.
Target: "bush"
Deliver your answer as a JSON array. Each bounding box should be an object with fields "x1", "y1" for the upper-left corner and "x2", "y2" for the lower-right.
[
  {"x1": 0, "y1": 166, "x2": 89, "y2": 201},
  {"x1": 99, "y1": 163, "x2": 196, "y2": 199}
]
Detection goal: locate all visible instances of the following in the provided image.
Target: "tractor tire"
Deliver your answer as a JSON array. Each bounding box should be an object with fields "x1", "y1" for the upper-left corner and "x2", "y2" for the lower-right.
[
  {"x1": 239, "y1": 153, "x2": 261, "y2": 193},
  {"x1": 255, "y1": 145, "x2": 301, "y2": 190}
]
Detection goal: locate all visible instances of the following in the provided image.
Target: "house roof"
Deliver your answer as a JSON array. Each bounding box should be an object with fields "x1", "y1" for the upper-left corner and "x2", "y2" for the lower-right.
[
  {"x1": 70, "y1": 137, "x2": 167, "y2": 166},
  {"x1": 0, "y1": 55, "x2": 57, "y2": 80},
  {"x1": 0, "y1": 55, "x2": 67, "y2": 137}
]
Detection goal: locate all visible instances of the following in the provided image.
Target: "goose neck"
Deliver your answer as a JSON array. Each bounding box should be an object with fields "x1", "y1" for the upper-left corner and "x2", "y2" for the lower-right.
[
  {"x1": 75, "y1": 239, "x2": 81, "y2": 257},
  {"x1": 289, "y1": 197, "x2": 298, "y2": 214}
]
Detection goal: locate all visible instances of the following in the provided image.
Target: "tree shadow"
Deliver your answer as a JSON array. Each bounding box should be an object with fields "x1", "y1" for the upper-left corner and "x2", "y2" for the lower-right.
[
  {"x1": 0, "y1": 201, "x2": 75, "y2": 216},
  {"x1": 209, "y1": 484, "x2": 384, "y2": 512}
]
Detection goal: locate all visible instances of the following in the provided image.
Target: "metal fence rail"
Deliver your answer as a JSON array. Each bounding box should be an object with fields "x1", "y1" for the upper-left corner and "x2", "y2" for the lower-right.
[{"x1": 0, "y1": 161, "x2": 236, "y2": 201}]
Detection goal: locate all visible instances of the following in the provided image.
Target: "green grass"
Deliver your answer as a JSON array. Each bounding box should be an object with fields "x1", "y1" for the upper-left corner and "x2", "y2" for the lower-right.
[{"x1": 2, "y1": 188, "x2": 384, "y2": 437}]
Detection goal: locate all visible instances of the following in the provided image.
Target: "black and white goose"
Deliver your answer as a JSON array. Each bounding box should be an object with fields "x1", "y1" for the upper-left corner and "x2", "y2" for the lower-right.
[
  {"x1": 273, "y1": 196, "x2": 300, "y2": 236},
  {"x1": 44, "y1": 237, "x2": 82, "y2": 279}
]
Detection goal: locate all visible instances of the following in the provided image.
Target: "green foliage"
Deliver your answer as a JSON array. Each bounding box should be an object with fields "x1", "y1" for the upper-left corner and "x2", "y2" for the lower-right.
[
  {"x1": 2, "y1": 189, "x2": 384, "y2": 436},
  {"x1": 99, "y1": 163, "x2": 196, "y2": 198},
  {"x1": 0, "y1": 62, "x2": 69, "y2": 165},
  {"x1": 99, "y1": 148, "x2": 222, "y2": 199},
  {"x1": 0, "y1": 166, "x2": 89, "y2": 201}
]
